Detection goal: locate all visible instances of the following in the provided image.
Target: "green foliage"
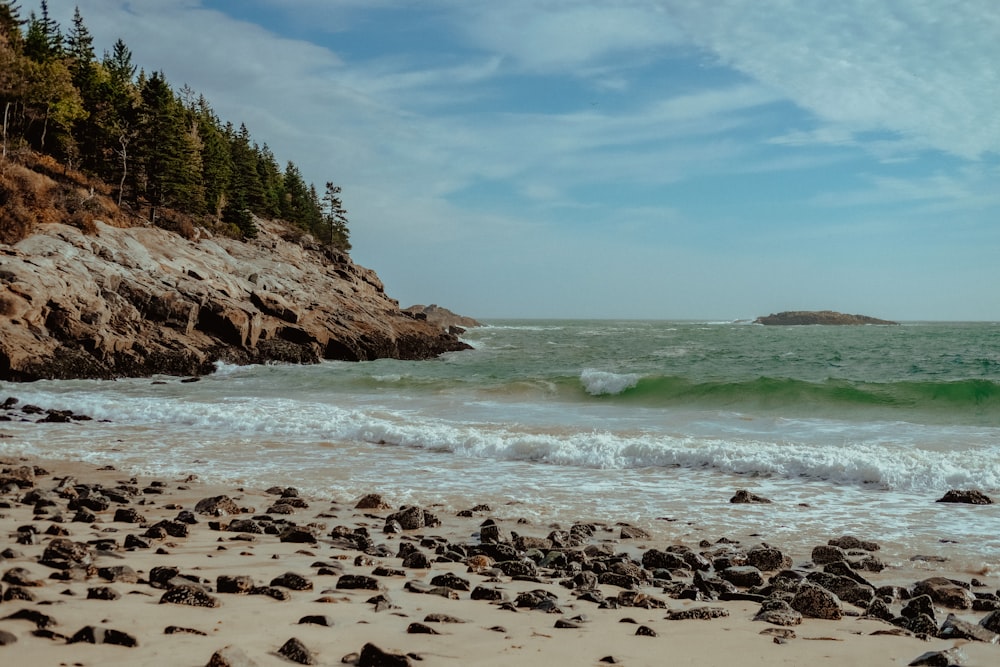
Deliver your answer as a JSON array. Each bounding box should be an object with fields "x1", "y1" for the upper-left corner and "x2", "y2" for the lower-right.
[{"x1": 1, "y1": 1, "x2": 351, "y2": 248}]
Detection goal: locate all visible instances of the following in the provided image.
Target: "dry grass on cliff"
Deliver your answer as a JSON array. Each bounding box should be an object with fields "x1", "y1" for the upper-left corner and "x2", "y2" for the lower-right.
[{"x1": 0, "y1": 152, "x2": 130, "y2": 244}]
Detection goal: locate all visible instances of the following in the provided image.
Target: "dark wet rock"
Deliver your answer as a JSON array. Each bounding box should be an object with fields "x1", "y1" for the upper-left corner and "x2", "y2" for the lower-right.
[
  {"x1": 754, "y1": 599, "x2": 803, "y2": 626},
  {"x1": 620, "y1": 525, "x2": 651, "y2": 540},
  {"x1": 908, "y1": 648, "x2": 964, "y2": 666},
  {"x1": 479, "y1": 523, "x2": 508, "y2": 544},
  {"x1": 496, "y1": 559, "x2": 538, "y2": 578},
  {"x1": 0, "y1": 629, "x2": 16, "y2": 645},
  {"x1": 635, "y1": 625, "x2": 658, "y2": 637},
  {"x1": 641, "y1": 548, "x2": 690, "y2": 571},
  {"x1": 936, "y1": 489, "x2": 993, "y2": 504},
  {"x1": 720, "y1": 565, "x2": 765, "y2": 588},
  {"x1": 175, "y1": 509, "x2": 198, "y2": 524},
  {"x1": 124, "y1": 534, "x2": 151, "y2": 549},
  {"x1": 401, "y1": 550, "x2": 432, "y2": 569},
  {"x1": 87, "y1": 586, "x2": 122, "y2": 600},
  {"x1": 617, "y1": 591, "x2": 668, "y2": 609},
  {"x1": 665, "y1": 606, "x2": 730, "y2": 620},
  {"x1": 355, "y1": 494, "x2": 392, "y2": 510},
  {"x1": 206, "y1": 645, "x2": 260, "y2": 667},
  {"x1": 828, "y1": 535, "x2": 880, "y2": 551},
  {"x1": 249, "y1": 586, "x2": 291, "y2": 601},
  {"x1": 278, "y1": 637, "x2": 316, "y2": 665},
  {"x1": 810, "y1": 544, "x2": 847, "y2": 565},
  {"x1": 0, "y1": 465, "x2": 35, "y2": 488},
  {"x1": 902, "y1": 594, "x2": 937, "y2": 621},
  {"x1": 165, "y1": 626, "x2": 208, "y2": 635},
  {"x1": 912, "y1": 577, "x2": 975, "y2": 610},
  {"x1": 217, "y1": 575, "x2": 255, "y2": 594},
  {"x1": 693, "y1": 570, "x2": 737, "y2": 599},
  {"x1": 3, "y1": 608, "x2": 57, "y2": 628},
  {"x1": 806, "y1": 571, "x2": 874, "y2": 607},
  {"x1": 68, "y1": 625, "x2": 138, "y2": 647},
  {"x1": 159, "y1": 585, "x2": 220, "y2": 607},
  {"x1": 905, "y1": 613, "x2": 939, "y2": 636},
  {"x1": 790, "y1": 581, "x2": 842, "y2": 620},
  {"x1": 730, "y1": 489, "x2": 771, "y2": 504},
  {"x1": 195, "y1": 495, "x2": 242, "y2": 516},
  {"x1": 358, "y1": 642, "x2": 412, "y2": 667},
  {"x1": 113, "y1": 507, "x2": 147, "y2": 524},
  {"x1": 271, "y1": 572, "x2": 313, "y2": 591},
  {"x1": 406, "y1": 622, "x2": 440, "y2": 634},
  {"x1": 424, "y1": 613, "x2": 465, "y2": 623},
  {"x1": 429, "y1": 572, "x2": 470, "y2": 591},
  {"x1": 746, "y1": 547, "x2": 790, "y2": 572},
  {"x1": 2, "y1": 566, "x2": 43, "y2": 586},
  {"x1": 336, "y1": 575, "x2": 381, "y2": 590},
  {"x1": 98, "y1": 565, "x2": 139, "y2": 584},
  {"x1": 938, "y1": 613, "x2": 1000, "y2": 642},
  {"x1": 471, "y1": 585, "x2": 506, "y2": 601},
  {"x1": 3, "y1": 585, "x2": 35, "y2": 601},
  {"x1": 228, "y1": 519, "x2": 263, "y2": 534},
  {"x1": 598, "y1": 572, "x2": 641, "y2": 590},
  {"x1": 386, "y1": 505, "x2": 425, "y2": 530},
  {"x1": 982, "y1": 610, "x2": 1000, "y2": 633},
  {"x1": 40, "y1": 537, "x2": 92, "y2": 569},
  {"x1": 298, "y1": 615, "x2": 334, "y2": 627},
  {"x1": 554, "y1": 618, "x2": 582, "y2": 629},
  {"x1": 864, "y1": 596, "x2": 895, "y2": 622},
  {"x1": 278, "y1": 526, "x2": 317, "y2": 543},
  {"x1": 144, "y1": 520, "x2": 189, "y2": 539}
]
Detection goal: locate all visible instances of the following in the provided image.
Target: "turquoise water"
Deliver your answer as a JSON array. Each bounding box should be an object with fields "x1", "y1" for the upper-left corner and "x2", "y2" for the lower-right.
[{"x1": 2, "y1": 320, "x2": 999, "y2": 563}]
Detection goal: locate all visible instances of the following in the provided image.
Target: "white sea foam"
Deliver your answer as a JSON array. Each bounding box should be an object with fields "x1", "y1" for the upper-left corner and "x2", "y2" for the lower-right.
[{"x1": 580, "y1": 369, "x2": 641, "y2": 395}]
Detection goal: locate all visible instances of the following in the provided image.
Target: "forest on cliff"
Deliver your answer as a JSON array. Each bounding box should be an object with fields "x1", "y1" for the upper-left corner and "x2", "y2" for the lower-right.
[{"x1": 0, "y1": 1, "x2": 350, "y2": 250}]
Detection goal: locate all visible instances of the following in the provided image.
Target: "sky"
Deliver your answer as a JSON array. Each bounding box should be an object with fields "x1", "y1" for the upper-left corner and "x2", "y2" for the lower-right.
[{"x1": 43, "y1": 0, "x2": 1000, "y2": 321}]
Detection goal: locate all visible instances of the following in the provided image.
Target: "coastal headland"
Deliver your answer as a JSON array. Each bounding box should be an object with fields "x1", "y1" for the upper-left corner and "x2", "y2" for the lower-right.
[
  {"x1": 0, "y1": 452, "x2": 997, "y2": 666},
  {"x1": 0, "y1": 219, "x2": 470, "y2": 382},
  {"x1": 755, "y1": 311, "x2": 899, "y2": 326}
]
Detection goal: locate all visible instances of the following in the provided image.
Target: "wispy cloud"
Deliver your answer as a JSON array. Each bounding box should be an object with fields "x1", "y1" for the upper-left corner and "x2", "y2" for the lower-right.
[{"x1": 666, "y1": 0, "x2": 1000, "y2": 158}]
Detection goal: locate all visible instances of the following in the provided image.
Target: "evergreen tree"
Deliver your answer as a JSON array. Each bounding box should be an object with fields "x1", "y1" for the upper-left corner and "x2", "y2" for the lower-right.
[
  {"x1": 0, "y1": 1, "x2": 25, "y2": 47},
  {"x1": 222, "y1": 123, "x2": 262, "y2": 237},
  {"x1": 280, "y1": 160, "x2": 309, "y2": 226},
  {"x1": 136, "y1": 71, "x2": 201, "y2": 221},
  {"x1": 195, "y1": 96, "x2": 231, "y2": 220},
  {"x1": 65, "y1": 7, "x2": 94, "y2": 85},
  {"x1": 103, "y1": 38, "x2": 135, "y2": 86},
  {"x1": 23, "y1": 1, "x2": 60, "y2": 62},
  {"x1": 322, "y1": 181, "x2": 351, "y2": 251}
]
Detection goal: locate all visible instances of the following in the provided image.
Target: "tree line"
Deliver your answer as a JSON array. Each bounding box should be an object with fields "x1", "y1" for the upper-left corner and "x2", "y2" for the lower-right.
[{"x1": 0, "y1": 1, "x2": 350, "y2": 249}]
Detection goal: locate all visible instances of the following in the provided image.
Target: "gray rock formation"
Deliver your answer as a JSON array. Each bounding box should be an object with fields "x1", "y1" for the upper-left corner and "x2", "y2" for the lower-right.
[
  {"x1": 0, "y1": 220, "x2": 470, "y2": 380},
  {"x1": 754, "y1": 311, "x2": 897, "y2": 325}
]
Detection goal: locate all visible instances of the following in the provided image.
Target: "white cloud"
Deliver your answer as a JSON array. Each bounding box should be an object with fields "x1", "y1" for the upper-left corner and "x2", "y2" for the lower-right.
[{"x1": 664, "y1": 0, "x2": 1000, "y2": 158}]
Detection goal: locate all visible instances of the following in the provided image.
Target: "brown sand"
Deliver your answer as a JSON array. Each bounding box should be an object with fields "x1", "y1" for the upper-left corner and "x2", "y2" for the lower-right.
[{"x1": 1, "y1": 455, "x2": 998, "y2": 666}]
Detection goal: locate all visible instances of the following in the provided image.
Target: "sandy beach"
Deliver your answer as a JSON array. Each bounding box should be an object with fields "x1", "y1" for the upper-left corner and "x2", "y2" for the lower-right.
[{"x1": 0, "y1": 454, "x2": 997, "y2": 666}]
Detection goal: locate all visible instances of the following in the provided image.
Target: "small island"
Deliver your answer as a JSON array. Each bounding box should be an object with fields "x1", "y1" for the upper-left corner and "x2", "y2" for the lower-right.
[{"x1": 754, "y1": 310, "x2": 898, "y2": 326}]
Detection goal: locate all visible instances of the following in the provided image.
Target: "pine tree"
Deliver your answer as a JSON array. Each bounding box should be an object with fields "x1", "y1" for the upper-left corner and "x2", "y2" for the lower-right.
[
  {"x1": 195, "y1": 96, "x2": 231, "y2": 220},
  {"x1": 136, "y1": 71, "x2": 201, "y2": 222},
  {"x1": 322, "y1": 181, "x2": 351, "y2": 251},
  {"x1": 0, "y1": 1, "x2": 25, "y2": 47},
  {"x1": 222, "y1": 123, "x2": 262, "y2": 237},
  {"x1": 23, "y1": 1, "x2": 61, "y2": 62}
]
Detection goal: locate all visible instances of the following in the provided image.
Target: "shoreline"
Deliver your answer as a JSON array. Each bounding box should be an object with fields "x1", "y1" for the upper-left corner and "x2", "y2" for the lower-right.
[{"x1": 1, "y1": 455, "x2": 998, "y2": 665}]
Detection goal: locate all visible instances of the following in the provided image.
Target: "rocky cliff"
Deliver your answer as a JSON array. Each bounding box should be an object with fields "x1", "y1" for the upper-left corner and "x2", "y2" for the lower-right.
[
  {"x1": 403, "y1": 304, "x2": 481, "y2": 331},
  {"x1": 0, "y1": 219, "x2": 470, "y2": 381},
  {"x1": 754, "y1": 311, "x2": 898, "y2": 326}
]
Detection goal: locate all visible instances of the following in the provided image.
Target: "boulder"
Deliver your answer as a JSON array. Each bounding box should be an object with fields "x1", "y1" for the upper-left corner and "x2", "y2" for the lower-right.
[
  {"x1": 912, "y1": 577, "x2": 976, "y2": 610},
  {"x1": 936, "y1": 489, "x2": 993, "y2": 504},
  {"x1": 790, "y1": 582, "x2": 842, "y2": 620},
  {"x1": 730, "y1": 489, "x2": 772, "y2": 504}
]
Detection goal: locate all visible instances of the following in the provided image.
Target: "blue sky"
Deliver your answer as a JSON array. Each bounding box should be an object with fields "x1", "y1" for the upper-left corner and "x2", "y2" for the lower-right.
[{"x1": 47, "y1": 0, "x2": 1000, "y2": 320}]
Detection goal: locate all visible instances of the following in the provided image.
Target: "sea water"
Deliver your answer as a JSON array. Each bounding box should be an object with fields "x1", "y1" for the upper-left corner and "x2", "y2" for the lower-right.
[{"x1": 2, "y1": 320, "x2": 999, "y2": 566}]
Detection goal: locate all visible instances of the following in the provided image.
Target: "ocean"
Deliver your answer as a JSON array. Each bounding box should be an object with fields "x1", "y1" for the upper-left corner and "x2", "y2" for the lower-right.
[{"x1": 3, "y1": 320, "x2": 999, "y2": 567}]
